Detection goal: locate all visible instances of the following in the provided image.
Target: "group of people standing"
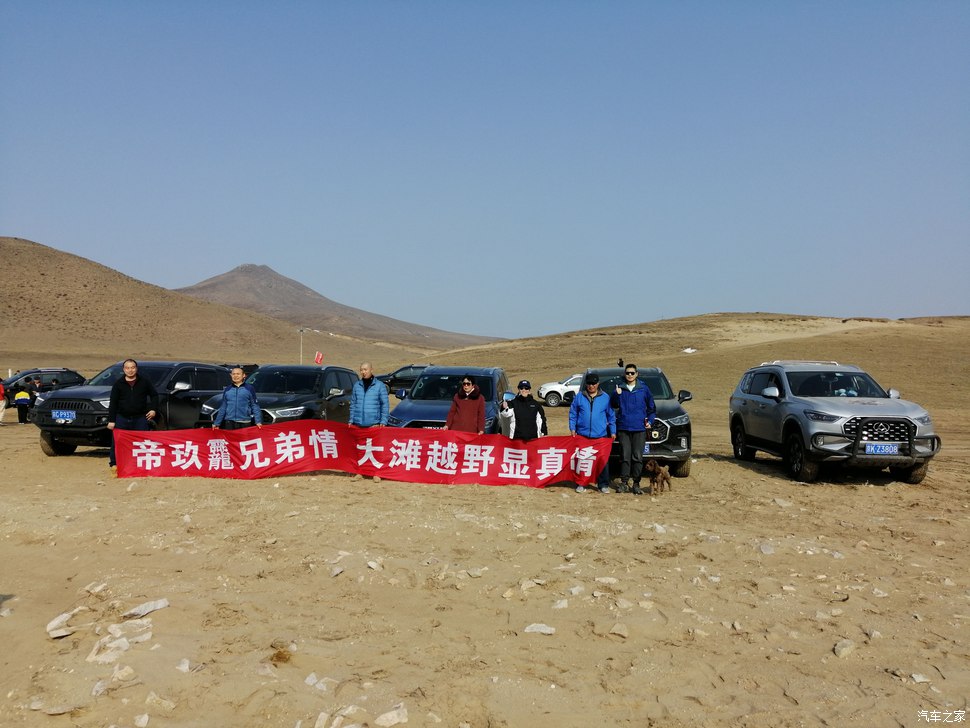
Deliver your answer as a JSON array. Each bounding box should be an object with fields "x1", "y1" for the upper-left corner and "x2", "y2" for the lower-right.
[
  {"x1": 103, "y1": 359, "x2": 657, "y2": 493},
  {"x1": 1, "y1": 376, "x2": 54, "y2": 425}
]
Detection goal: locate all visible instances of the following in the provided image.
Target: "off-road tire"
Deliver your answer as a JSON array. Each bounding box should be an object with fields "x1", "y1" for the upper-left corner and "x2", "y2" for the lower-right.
[
  {"x1": 731, "y1": 421, "x2": 756, "y2": 461},
  {"x1": 40, "y1": 431, "x2": 77, "y2": 456},
  {"x1": 785, "y1": 432, "x2": 819, "y2": 482},
  {"x1": 544, "y1": 392, "x2": 562, "y2": 408},
  {"x1": 670, "y1": 458, "x2": 691, "y2": 478},
  {"x1": 890, "y1": 462, "x2": 929, "y2": 485}
]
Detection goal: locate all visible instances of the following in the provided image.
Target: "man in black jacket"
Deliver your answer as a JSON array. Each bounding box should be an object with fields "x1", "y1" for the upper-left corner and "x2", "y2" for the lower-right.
[
  {"x1": 499, "y1": 380, "x2": 548, "y2": 442},
  {"x1": 107, "y1": 359, "x2": 158, "y2": 468}
]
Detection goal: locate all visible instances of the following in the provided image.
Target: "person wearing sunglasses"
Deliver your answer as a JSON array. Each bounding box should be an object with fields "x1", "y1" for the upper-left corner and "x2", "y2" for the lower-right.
[
  {"x1": 610, "y1": 363, "x2": 656, "y2": 495},
  {"x1": 500, "y1": 379, "x2": 548, "y2": 443},
  {"x1": 444, "y1": 376, "x2": 485, "y2": 434}
]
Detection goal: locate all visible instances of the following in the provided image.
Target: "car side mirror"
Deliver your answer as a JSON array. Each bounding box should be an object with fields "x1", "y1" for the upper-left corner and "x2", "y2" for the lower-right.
[
  {"x1": 327, "y1": 387, "x2": 343, "y2": 398},
  {"x1": 503, "y1": 391, "x2": 515, "y2": 402},
  {"x1": 888, "y1": 388, "x2": 900, "y2": 399},
  {"x1": 678, "y1": 389, "x2": 692, "y2": 404},
  {"x1": 395, "y1": 388, "x2": 408, "y2": 399},
  {"x1": 172, "y1": 381, "x2": 191, "y2": 392},
  {"x1": 761, "y1": 386, "x2": 780, "y2": 399}
]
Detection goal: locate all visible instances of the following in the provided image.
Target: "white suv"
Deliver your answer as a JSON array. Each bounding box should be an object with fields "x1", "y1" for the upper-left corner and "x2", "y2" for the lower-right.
[
  {"x1": 728, "y1": 361, "x2": 941, "y2": 483},
  {"x1": 537, "y1": 373, "x2": 582, "y2": 407}
]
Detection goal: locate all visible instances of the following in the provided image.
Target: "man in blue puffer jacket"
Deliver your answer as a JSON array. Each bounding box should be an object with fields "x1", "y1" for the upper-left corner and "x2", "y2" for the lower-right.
[
  {"x1": 213, "y1": 366, "x2": 262, "y2": 430},
  {"x1": 609, "y1": 363, "x2": 656, "y2": 495},
  {"x1": 568, "y1": 372, "x2": 616, "y2": 494},
  {"x1": 349, "y1": 362, "x2": 389, "y2": 482}
]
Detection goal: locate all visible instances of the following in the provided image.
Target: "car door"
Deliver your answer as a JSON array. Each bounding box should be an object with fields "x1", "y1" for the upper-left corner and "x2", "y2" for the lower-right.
[
  {"x1": 745, "y1": 371, "x2": 783, "y2": 444},
  {"x1": 164, "y1": 366, "x2": 229, "y2": 429},
  {"x1": 318, "y1": 369, "x2": 352, "y2": 422}
]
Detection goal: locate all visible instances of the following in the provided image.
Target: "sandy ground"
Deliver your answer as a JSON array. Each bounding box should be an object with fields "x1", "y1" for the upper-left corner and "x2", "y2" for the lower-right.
[{"x1": 2, "y1": 400, "x2": 968, "y2": 728}]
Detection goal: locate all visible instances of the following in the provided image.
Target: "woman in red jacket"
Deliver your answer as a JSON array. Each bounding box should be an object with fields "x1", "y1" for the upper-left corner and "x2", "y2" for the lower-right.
[{"x1": 444, "y1": 375, "x2": 485, "y2": 434}]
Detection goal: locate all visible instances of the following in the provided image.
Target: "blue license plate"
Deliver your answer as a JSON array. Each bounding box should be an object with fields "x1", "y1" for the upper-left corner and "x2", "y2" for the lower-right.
[
  {"x1": 865, "y1": 443, "x2": 899, "y2": 455},
  {"x1": 52, "y1": 410, "x2": 76, "y2": 423}
]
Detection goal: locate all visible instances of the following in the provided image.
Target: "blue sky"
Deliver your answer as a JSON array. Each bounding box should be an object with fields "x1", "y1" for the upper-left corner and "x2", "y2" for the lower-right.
[{"x1": 2, "y1": 1, "x2": 968, "y2": 339}]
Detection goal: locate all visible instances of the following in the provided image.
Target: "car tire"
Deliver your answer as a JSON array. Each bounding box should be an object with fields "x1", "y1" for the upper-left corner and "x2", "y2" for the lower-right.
[
  {"x1": 890, "y1": 462, "x2": 929, "y2": 485},
  {"x1": 544, "y1": 392, "x2": 562, "y2": 408},
  {"x1": 784, "y1": 432, "x2": 819, "y2": 482},
  {"x1": 670, "y1": 458, "x2": 691, "y2": 478},
  {"x1": 40, "y1": 431, "x2": 77, "y2": 456},
  {"x1": 731, "y1": 421, "x2": 756, "y2": 461}
]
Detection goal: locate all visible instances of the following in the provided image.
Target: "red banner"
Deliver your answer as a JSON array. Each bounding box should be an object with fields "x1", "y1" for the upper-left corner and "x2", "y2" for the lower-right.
[{"x1": 115, "y1": 421, "x2": 611, "y2": 487}]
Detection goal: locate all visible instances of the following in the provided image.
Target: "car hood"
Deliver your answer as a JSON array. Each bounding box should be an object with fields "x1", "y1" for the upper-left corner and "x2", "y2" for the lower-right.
[
  {"x1": 390, "y1": 398, "x2": 498, "y2": 424},
  {"x1": 206, "y1": 392, "x2": 319, "y2": 409},
  {"x1": 38, "y1": 385, "x2": 112, "y2": 403},
  {"x1": 652, "y1": 398, "x2": 687, "y2": 419},
  {"x1": 796, "y1": 396, "x2": 929, "y2": 419}
]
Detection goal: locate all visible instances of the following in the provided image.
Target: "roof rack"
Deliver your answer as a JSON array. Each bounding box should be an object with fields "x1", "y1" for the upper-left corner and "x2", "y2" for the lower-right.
[{"x1": 759, "y1": 360, "x2": 840, "y2": 366}]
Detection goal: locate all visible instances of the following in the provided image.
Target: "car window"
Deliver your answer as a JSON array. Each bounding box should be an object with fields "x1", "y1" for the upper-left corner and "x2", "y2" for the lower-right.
[
  {"x1": 194, "y1": 368, "x2": 225, "y2": 391},
  {"x1": 749, "y1": 372, "x2": 776, "y2": 395},
  {"x1": 323, "y1": 371, "x2": 340, "y2": 394},
  {"x1": 170, "y1": 368, "x2": 194, "y2": 389},
  {"x1": 787, "y1": 371, "x2": 887, "y2": 398},
  {"x1": 639, "y1": 374, "x2": 673, "y2": 399},
  {"x1": 411, "y1": 374, "x2": 494, "y2": 401},
  {"x1": 338, "y1": 371, "x2": 355, "y2": 392},
  {"x1": 565, "y1": 375, "x2": 582, "y2": 386}
]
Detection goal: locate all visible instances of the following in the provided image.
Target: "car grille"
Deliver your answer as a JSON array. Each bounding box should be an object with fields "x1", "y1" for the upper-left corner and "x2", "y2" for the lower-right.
[
  {"x1": 407, "y1": 420, "x2": 446, "y2": 429},
  {"x1": 843, "y1": 417, "x2": 913, "y2": 442},
  {"x1": 42, "y1": 399, "x2": 101, "y2": 411},
  {"x1": 647, "y1": 420, "x2": 670, "y2": 444}
]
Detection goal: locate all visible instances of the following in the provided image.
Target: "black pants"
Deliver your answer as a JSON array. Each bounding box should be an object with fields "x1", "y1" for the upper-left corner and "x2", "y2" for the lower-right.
[
  {"x1": 617, "y1": 430, "x2": 647, "y2": 483},
  {"x1": 220, "y1": 420, "x2": 253, "y2": 431},
  {"x1": 17, "y1": 404, "x2": 30, "y2": 424}
]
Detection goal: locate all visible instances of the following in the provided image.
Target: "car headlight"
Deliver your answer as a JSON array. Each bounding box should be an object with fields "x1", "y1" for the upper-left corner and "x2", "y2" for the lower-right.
[
  {"x1": 201, "y1": 404, "x2": 216, "y2": 415},
  {"x1": 804, "y1": 410, "x2": 840, "y2": 423},
  {"x1": 667, "y1": 414, "x2": 690, "y2": 426},
  {"x1": 96, "y1": 398, "x2": 111, "y2": 409},
  {"x1": 915, "y1": 414, "x2": 932, "y2": 425},
  {"x1": 269, "y1": 406, "x2": 305, "y2": 419}
]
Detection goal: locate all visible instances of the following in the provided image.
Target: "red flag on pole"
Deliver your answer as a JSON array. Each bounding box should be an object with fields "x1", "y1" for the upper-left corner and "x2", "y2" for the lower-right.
[{"x1": 314, "y1": 351, "x2": 323, "y2": 364}]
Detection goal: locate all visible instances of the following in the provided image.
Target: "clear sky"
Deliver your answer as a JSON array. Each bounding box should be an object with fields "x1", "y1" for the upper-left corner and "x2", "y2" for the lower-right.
[{"x1": 2, "y1": 2, "x2": 968, "y2": 339}]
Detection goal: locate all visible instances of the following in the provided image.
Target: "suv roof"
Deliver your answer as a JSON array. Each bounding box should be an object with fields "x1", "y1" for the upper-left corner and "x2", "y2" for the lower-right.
[{"x1": 757, "y1": 361, "x2": 860, "y2": 371}]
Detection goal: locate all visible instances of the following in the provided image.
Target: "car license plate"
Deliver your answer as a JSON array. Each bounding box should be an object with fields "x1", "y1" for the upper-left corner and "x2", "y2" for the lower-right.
[
  {"x1": 52, "y1": 410, "x2": 76, "y2": 423},
  {"x1": 865, "y1": 443, "x2": 899, "y2": 455},
  {"x1": 423, "y1": 425, "x2": 444, "y2": 430},
  {"x1": 642, "y1": 443, "x2": 651, "y2": 455}
]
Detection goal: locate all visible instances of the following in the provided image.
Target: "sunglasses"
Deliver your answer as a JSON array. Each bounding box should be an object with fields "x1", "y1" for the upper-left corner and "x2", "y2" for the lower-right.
[
  {"x1": 462, "y1": 382, "x2": 474, "y2": 386},
  {"x1": 625, "y1": 371, "x2": 637, "y2": 376}
]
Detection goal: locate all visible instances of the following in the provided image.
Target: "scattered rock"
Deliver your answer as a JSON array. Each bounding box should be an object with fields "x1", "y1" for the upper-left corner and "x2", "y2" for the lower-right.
[
  {"x1": 375, "y1": 703, "x2": 408, "y2": 726},
  {"x1": 833, "y1": 639, "x2": 856, "y2": 658},
  {"x1": 524, "y1": 623, "x2": 555, "y2": 635}
]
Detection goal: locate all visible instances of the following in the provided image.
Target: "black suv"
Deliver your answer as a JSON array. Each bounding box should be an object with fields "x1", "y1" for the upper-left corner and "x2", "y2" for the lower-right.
[
  {"x1": 32, "y1": 361, "x2": 231, "y2": 456},
  {"x1": 3, "y1": 368, "x2": 86, "y2": 406},
  {"x1": 375, "y1": 364, "x2": 430, "y2": 392},
  {"x1": 583, "y1": 367, "x2": 693, "y2": 477},
  {"x1": 198, "y1": 364, "x2": 358, "y2": 426}
]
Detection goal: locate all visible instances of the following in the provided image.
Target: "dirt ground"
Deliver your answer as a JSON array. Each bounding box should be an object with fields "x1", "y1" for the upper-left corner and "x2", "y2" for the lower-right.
[{"x1": 2, "y1": 314, "x2": 968, "y2": 727}]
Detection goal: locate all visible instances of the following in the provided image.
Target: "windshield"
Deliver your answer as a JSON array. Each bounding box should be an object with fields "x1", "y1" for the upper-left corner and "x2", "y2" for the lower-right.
[
  {"x1": 410, "y1": 374, "x2": 495, "y2": 401},
  {"x1": 87, "y1": 363, "x2": 171, "y2": 388},
  {"x1": 248, "y1": 369, "x2": 321, "y2": 394},
  {"x1": 787, "y1": 371, "x2": 888, "y2": 398}
]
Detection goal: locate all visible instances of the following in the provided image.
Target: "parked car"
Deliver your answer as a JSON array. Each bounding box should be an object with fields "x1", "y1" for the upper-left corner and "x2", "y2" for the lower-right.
[
  {"x1": 537, "y1": 373, "x2": 582, "y2": 407},
  {"x1": 387, "y1": 366, "x2": 511, "y2": 434},
  {"x1": 31, "y1": 361, "x2": 232, "y2": 456},
  {"x1": 728, "y1": 360, "x2": 942, "y2": 483},
  {"x1": 375, "y1": 364, "x2": 430, "y2": 392},
  {"x1": 582, "y1": 367, "x2": 693, "y2": 477},
  {"x1": 199, "y1": 364, "x2": 357, "y2": 426},
  {"x1": 3, "y1": 367, "x2": 85, "y2": 406}
]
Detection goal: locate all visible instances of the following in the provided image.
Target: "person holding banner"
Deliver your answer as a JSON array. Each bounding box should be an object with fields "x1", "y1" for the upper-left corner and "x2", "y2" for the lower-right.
[
  {"x1": 445, "y1": 375, "x2": 485, "y2": 434},
  {"x1": 349, "y1": 362, "x2": 389, "y2": 482},
  {"x1": 213, "y1": 366, "x2": 262, "y2": 431},
  {"x1": 107, "y1": 359, "x2": 158, "y2": 469},
  {"x1": 568, "y1": 372, "x2": 616, "y2": 494}
]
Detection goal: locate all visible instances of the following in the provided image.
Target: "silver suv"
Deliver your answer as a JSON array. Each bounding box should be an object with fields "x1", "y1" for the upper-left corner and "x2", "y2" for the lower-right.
[{"x1": 728, "y1": 361, "x2": 941, "y2": 483}]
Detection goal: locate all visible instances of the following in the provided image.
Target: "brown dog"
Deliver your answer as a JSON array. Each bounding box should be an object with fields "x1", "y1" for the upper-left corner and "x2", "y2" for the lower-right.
[{"x1": 644, "y1": 458, "x2": 671, "y2": 494}]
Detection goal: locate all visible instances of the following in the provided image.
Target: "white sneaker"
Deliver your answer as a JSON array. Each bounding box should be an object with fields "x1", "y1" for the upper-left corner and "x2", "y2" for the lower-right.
[{"x1": 575, "y1": 485, "x2": 586, "y2": 493}]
